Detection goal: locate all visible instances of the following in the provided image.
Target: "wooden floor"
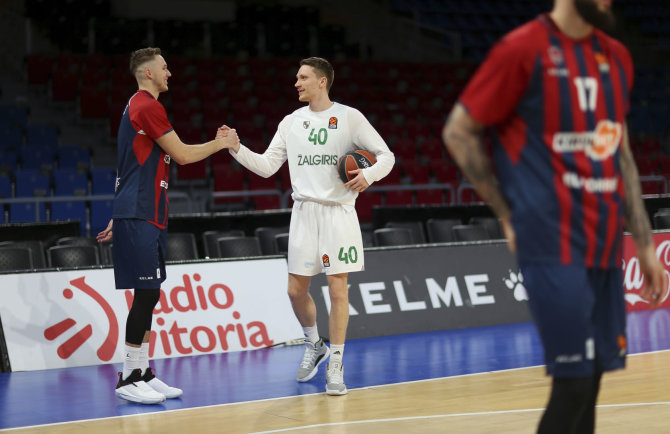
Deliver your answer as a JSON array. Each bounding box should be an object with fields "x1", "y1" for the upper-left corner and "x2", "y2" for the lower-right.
[{"x1": 11, "y1": 350, "x2": 669, "y2": 434}]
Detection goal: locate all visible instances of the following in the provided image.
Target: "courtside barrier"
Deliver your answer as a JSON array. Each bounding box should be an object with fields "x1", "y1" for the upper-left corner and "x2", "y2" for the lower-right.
[{"x1": 0, "y1": 232, "x2": 668, "y2": 372}]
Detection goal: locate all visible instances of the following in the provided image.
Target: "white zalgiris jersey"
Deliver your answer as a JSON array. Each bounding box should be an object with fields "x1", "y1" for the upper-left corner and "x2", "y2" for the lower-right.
[{"x1": 229, "y1": 102, "x2": 395, "y2": 206}]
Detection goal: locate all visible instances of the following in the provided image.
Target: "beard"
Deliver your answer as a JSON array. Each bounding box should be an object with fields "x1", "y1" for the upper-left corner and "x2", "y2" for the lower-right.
[{"x1": 575, "y1": 0, "x2": 616, "y2": 31}]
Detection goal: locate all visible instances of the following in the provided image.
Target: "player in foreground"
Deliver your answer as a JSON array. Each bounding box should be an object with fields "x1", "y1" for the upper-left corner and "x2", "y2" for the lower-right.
[
  {"x1": 218, "y1": 57, "x2": 394, "y2": 394},
  {"x1": 442, "y1": 0, "x2": 667, "y2": 432},
  {"x1": 97, "y1": 47, "x2": 239, "y2": 404}
]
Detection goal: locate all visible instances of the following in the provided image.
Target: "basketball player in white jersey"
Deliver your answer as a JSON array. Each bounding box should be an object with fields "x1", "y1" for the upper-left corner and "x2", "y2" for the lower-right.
[{"x1": 217, "y1": 57, "x2": 394, "y2": 395}]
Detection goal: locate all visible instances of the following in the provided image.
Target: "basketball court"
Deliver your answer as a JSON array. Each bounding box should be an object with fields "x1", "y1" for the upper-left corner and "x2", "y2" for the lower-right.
[{"x1": 1, "y1": 308, "x2": 669, "y2": 433}]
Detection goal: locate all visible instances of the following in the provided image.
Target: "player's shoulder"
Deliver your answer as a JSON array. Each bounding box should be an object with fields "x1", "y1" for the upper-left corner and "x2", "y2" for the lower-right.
[
  {"x1": 594, "y1": 29, "x2": 632, "y2": 63},
  {"x1": 495, "y1": 16, "x2": 549, "y2": 56}
]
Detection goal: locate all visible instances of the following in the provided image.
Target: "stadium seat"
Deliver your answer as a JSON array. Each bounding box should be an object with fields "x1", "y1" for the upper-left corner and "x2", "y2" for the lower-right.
[
  {"x1": 254, "y1": 226, "x2": 290, "y2": 255},
  {"x1": 653, "y1": 212, "x2": 670, "y2": 230},
  {"x1": 355, "y1": 191, "x2": 383, "y2": 223},
  {"x1": 47, "y1": 245, "x2": 100, "y2": 268},
  {"x1": 216, "y1": 236, "x2": 263, "y2": 259},
  {"x1": 451, "y1": 224, "x2": 489, "y2": 242},
  {"x1": 90, "y1": 168, "x2": 117, "y2": 194},
  {"x1": 202, "y1": 229, "x2": 245, "y2": 258},
  {"x1": 373, "y1": 227, "x2": 414, "y2": 247},
  {"x1": 0, "y1": 247, "x2": 34, "y2": 271},
  {"x1": 469, "y1": 217, "x2": 503, "y2": 239},
  {"x1": 0, "y1": 240, "x2": 46, "y2": 268},
  {"x1": 385, "y1": 221, "x2": 426, "y2": 243},
  {"x1": 166, "y1": 232, "x2": 199, "y2": 262},
  {"x1": 274, "y1": 233, "x2": 289, "y2": 255},
  {"x1": 90, "y1": 200, "x2": 113, "y2": 235},
  {"x1": 426, "y1": 218, "x2": 462, "y2": 243}
]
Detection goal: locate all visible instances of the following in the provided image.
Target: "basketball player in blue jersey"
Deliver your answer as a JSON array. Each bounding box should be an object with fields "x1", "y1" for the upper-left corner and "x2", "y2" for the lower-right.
[
  {"x1": 97, "y1": 47, "x2": 239, "y2": 404},
  {"x1": 218, "y1": 57, "x2": 394, "y2": 394},
  {"x1": 443, "y1": 0, "x2": 667, "y2": 432}
]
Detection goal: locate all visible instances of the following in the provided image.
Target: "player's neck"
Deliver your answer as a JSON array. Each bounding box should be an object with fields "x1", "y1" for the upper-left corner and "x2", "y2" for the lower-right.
[
  {"x1": 138, "y1": 84, "x2": 160, "y2": 100},
  {"x1": 308, "y1": 94, "x2": 334, "y2": 112},
  {"x1": 550, "y1": 7, "x2": 593, "y2": 39}
]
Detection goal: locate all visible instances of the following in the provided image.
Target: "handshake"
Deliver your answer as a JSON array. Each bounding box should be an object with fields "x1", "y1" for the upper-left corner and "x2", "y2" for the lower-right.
[{"x1": 215, "y1": 125, "x2": 241, "y2": 153}]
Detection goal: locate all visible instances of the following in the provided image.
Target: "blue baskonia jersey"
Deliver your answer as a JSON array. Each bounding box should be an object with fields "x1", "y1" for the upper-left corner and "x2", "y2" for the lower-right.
[
  {"x1": 460, "y1": 14, "x2": 634, "y2": 268},
  {"x1": 113, "y1": 90, "x2": 173, "y2": 228}
]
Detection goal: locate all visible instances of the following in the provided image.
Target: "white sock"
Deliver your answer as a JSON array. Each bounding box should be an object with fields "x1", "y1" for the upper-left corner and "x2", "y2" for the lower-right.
[
  {"x1": 122, "y1": 344, "x2": 141, "y2": 380},
  {"x1": 302, "y1": 325, "x2": 320, "y2": 344},
  {"x1": 330, "y1": 344, "x2": 344, "y2": 365},
  {"x1": 139, "y1": 342, "x2": 150, "y2": 375}
]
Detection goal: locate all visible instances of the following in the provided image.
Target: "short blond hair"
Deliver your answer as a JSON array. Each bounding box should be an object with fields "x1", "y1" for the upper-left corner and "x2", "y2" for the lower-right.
[{"x1": 129, "y1": 47, "x2": 162, "y2": 77}]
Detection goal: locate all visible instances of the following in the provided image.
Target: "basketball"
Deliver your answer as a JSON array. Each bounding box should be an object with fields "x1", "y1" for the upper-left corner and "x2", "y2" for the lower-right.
[{"x1": 337, "y1": 150, "x2": 376, "y2": 183}]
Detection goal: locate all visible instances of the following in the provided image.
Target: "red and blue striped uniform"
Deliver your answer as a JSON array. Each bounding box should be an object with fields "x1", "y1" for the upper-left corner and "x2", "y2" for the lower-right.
[
  {"x1": 113, "y1": 90, "x2": 173, "y2": 229},
  {"x1": 460, "y1": 14, "x2": 634, "y2": 269}
]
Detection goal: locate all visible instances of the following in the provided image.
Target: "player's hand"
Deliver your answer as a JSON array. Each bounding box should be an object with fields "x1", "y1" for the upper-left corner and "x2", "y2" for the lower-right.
[
  {"x1": 500, "y1": 216, "x2": 516, "y2": 254},
  {"x1": 638, "y1": 243, "x2": 668, "y2": 307},
  {"x1": 216, "y1": 125, "x2": 240, "y2": 152},
  {"x1": 344, "y1": 169, "x2": 370, "y2": 192},
  {"x1": 96, "y1": 219, "x2": 113, "y2": 243}
]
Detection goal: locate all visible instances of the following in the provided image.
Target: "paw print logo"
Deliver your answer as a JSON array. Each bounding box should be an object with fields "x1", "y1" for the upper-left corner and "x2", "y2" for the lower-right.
[{"x1": 504, "y1": 270, "x2": 528, "y2": 301}]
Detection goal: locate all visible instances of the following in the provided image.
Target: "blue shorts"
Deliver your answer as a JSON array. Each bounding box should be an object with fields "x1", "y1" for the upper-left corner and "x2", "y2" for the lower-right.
[
  {"x1": 112, "y1": 218, "x2": 167, "y2": 290},
  {"x1": 521, "y1": 264, "x2": 626, "y2": 378}
]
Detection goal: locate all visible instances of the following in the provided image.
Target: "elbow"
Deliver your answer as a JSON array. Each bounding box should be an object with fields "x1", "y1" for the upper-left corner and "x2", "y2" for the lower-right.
[{"x1": 171, "y1": 152, "x2": 189, "y2": 165}]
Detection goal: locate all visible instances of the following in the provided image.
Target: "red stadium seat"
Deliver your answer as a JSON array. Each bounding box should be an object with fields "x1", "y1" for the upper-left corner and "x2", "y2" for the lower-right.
[
  {"x1": 385, "y1": 190, "x2": 413, "y2": 206},
  {"x1": 402, "y1": 159, "x2": 431, "y2": 184},
  {"x1": 416, "y1": 189, "x2": 445, "y2": 205},
  {"x1": 355, "y1": 191, "x2": 383, "y2": 223}
]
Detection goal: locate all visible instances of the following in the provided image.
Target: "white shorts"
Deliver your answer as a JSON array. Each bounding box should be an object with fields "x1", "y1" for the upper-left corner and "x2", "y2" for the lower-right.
[{"x1": 287, "y1": 200, "x2": 364, "y2": 276}]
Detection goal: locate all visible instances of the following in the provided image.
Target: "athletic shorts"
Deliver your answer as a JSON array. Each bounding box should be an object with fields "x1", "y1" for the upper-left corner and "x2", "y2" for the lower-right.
[
  {"x1": 287, "y1": 200, "x2": 364, "y2": 276},
  {"x1": 112, "y1": 218, "x2": 167, "y2": 290},
  {"x1": 521, "y1": 263, "x2": 626, "y2": 378}
]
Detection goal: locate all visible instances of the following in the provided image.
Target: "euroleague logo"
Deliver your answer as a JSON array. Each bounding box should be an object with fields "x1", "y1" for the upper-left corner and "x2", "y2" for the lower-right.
[
  {"x1": 586, "y1": 120, "x2": 621, "y2": 161},
  {"x1": 43, "y1": 277, "x2": 118, "y2": 361}
]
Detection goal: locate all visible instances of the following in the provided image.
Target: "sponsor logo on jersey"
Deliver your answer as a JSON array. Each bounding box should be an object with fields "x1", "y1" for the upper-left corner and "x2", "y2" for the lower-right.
[
  {"x1": 164, "y1": 154, "x2": 171, "y2": 164},
  {"x1": 562, "y1": 172, "x2": 618, "y2": 193},
  {"x1": 328, "y1": 117, "x2": 338, "y2": 129},
  {"x1": 160, "y1": 180, "x2": 168, "y2": 189},
  {"x1": 297, "y1": 154, "x2": 338, "y2": 166},
  {"x1": 138, "y1": 129, "x2": 147, "y2": 135},
  {"x1": 552, "y1": 120, "x2": 621, "y2": 161},
  {"x1": 303, "y1": 121, "x2": 310, "y2": 129},
  {"x1": 322, "y1": 254, "x2": 330, "y2": 267}
]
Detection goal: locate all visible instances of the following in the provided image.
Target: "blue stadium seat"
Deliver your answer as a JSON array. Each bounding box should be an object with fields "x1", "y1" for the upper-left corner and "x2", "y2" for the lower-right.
[
  {"x1": 0, "y1": 150, "x2": 18, "y2": 173},
  {"x1": 0, "y1": 104, "x2": 28, "y2": 128},
  {"x1": 25, "y1": 124, "x2": 58, "y2": 146},
  {"x1": 57, "y1": 145, "x2": 91, "y2": 170},
  {"x1": 52, "y1": 168, "x2": 88, "y2": 196},
  {"x1": 12, "y1": 169, "x2": 50, "y2": 222},
  {"x1": 0, "y1": 127, "x2": 23, "y2": 150},
  {"x1": 19, "y1": 145, "x2": 56, "y2": 170},
  {"x1": 90, "y1": 200, "x2": 113, "y2": 235},
  {"x1": 90, "y1": 168, "x2": 116, "y2": 194},
  {"x1": 51, "y1": 201, "x2": 88, "y2": 236}
]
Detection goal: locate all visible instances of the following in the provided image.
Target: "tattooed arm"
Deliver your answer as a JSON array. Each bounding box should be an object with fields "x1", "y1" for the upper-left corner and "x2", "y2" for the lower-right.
[
  {"x1": 620, "y1": 124, "x2": 667, "y2": 305},
  {"x1": 442, "y1": 103, "x2": 516, "y2": 252}
]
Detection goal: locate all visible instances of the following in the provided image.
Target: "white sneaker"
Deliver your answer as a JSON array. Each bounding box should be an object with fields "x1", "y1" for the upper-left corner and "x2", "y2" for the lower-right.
[
  {"x1": 325, "y1": 362, "x2": 348, "y2": 395},
  {"x1": 115, "y1": 369, "x2": 166, "y2": 404},
  {"x1": 142, "y1": 367, "x2": 183, "y2": 399},
  {"x1": 296, "y1": 338, "x2": 330, "y2": 382}
]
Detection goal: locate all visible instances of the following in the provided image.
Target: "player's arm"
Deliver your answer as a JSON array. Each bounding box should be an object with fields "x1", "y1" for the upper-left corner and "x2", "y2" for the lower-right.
[
  {"x1": 442, "y1": 104, "x2": 515, "y2": 251},
  {"x1": 155, "y1": 129, "x2": 238, "y2": 165},
  {"x1": 223, "y1": 121, "x2": 288, "y2": 178},
  {"x1": 346, "y1": 110, "x2": 395, "y2": 192},
  {"x1": 619, "y1": 124, "x2": 667, "y2": 305}
]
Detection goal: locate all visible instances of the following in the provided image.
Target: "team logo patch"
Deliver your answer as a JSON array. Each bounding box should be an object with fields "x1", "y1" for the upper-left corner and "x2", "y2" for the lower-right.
[
  {"x1": 617, "y1": 335, "x2": 627, "y2": 357},
  {"x1": 328, "y1": 117, "x2": 338, "y2": 129},
  {"x1": 548, "y1": 46, "x2": 563, "y2": 65},
  {"x1": 587, "y1": 120, "x2": 621, "y2": 161},
  {"x1": 303, "y1": 121, "x2": 310, "y2": 129},
  {"x1": 322, "y1": 254, "x2": 330, "y2": 267}
]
